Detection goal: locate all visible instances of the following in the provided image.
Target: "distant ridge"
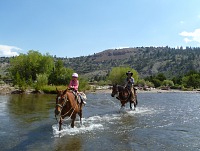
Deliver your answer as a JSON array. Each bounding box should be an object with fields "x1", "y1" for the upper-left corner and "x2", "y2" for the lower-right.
[
  {"x1": 1, "y1": 46, "x2": 200, "y2": 80},
  {"x1": 61, "y1": 46, "x2": 200, "y2": 79}
]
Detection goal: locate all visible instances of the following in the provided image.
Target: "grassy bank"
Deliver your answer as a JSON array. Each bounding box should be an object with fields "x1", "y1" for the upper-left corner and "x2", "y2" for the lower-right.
[{"x1": 41, "y1": 85, "x2": 67, "y2": 94}]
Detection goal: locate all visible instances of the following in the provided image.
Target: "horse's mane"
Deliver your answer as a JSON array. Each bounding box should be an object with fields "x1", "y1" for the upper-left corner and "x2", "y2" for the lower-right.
[{"x1": 117, "y1": 85, "x2": 126, "y2": 91}]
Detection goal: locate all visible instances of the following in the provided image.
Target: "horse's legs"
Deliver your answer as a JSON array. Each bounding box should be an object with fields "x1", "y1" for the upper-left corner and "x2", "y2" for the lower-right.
[
  {"x1": 135, "y1": 95, "x2": 138, "y2": 105},
  {"x1": 71, "y1": 114, "x2": 76, "y2": 128},
  {"x1": 120, "y1": 101, "x2": 125, "y2": 109},
  {"x1": 59, "y1": 118, "x2": 62, "y2": 131},
  {"x1": 133, "y1": 97, "x2": 137, "y2": 110},
  {"x1": 130, "y1": 100, "x2": 132, "y2": 110},
  {"x1": 79, "y1": 110, "x2": 82, "y2": 125}
]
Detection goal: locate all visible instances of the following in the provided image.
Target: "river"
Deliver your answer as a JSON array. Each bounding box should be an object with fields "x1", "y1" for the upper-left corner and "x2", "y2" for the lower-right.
[{"x1": 0, "y1": 92, "x2": 200, "y2": 151}]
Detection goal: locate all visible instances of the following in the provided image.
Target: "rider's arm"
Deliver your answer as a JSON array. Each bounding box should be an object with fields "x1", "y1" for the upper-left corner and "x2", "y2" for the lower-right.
[
  {"x1": 131, "y1": 77, "x2": 134, "y2": 85},
  {"x1": 74, "y1": 80, "x2": 79, "y2": 91},
  {"x1": 68, "y1": 80, "x2": 73, "y2": 88}
]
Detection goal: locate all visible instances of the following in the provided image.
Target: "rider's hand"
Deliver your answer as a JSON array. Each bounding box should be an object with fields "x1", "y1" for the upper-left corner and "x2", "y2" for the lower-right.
[{"x1": 69, "y1": 86, "x2": 75, "y2": 90}]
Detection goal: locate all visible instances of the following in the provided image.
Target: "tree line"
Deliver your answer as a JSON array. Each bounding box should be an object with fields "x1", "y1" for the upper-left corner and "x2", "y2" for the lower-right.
[
  {"x1": 107, "y1": 67, "x2": 200, "y2": 90},
  {"x1": 9, "y1": 50, "x2": 89, "y2": 92},
  {"x1": 4, "y1": 50, "x2": 200, "y2": 92}
]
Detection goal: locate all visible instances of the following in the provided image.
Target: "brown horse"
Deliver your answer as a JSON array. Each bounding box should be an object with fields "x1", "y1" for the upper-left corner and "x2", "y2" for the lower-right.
[
  {"x1": 54, "y1": 88, "x2": 86, "y2": 131},
  {"x1": 111, "y1": 84, "x2": 137, "y2": 110}
]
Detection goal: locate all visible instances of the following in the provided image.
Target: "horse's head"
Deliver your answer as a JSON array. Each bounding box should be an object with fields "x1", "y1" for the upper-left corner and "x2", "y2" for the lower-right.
[
  {"x1": 111, "y1": 84, "x2": 118, "y2": 97},
  {"x1": 55, "y1": 89, "x2": 68, "y2": 116}
]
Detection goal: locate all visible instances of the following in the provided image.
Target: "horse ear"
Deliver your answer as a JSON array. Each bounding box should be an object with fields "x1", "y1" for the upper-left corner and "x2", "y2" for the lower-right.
[{"x1": 63, "y1": 89, "x2": 67, "y2": 94}]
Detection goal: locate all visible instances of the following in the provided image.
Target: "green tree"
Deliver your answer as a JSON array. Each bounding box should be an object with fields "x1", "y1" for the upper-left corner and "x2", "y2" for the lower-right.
[
  {"x1": 34, "y1": 73, "x2": 48, "y2": 91},
  {"x1": 15, "y1": 71, "x2": 27, "y2": 91},
  {"x1": 152, "y1": 79, "x2": 161, "y2": 88},
  {"x1": 48, "y1": 59, "x2": 74, "y2": 85},
  {"x1": 162, "y1": 80, "x2": 174, "y2": 87},
  {"x1": 108, "y1": 67, "x2": 139, "y2": 85},
  {"x1": 79, "y1": 77, "x2": 90, "y2": 91},
  {"x1": 156, "y1": 73, "x2": 166, "y2": 82},
  {"x1": 145, "y1": 81, "x2": 154, "y2": 87},
  {"x1": 172, "y1": 76, "x2": 182, "y2": 85},
  {"x1": 137, "y1": 79, "x2": 146, "y2": 87},
  {"x1": 182, "y1": 74, "x2": 200, "y2": 89},
  {"x1": 9, "y1": 50, "x2": 54, "y2": 85}
]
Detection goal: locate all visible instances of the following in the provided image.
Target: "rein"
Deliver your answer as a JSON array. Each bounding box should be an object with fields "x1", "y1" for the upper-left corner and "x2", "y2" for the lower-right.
[
  {"x1": 56, "y1": 91, "x2": 80, "y2": 122},
  {"x1": 61, "y1": 107, "x2": 76, "y2": 121}
]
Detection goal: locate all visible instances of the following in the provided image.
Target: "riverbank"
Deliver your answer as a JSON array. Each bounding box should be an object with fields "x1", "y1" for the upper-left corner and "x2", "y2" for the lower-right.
[
  {"x1": 1, "y1": 84, "x2": 200, "y2": 95},
  {"x1": 0, "y1": 84, "x2": 41, "y2": 95},
  {"x1": 0, "y1": 84, "x2": 15, "y2": 95},
  {"x1": 89, "y1": 88, "x2": 200, "y2": 94}
]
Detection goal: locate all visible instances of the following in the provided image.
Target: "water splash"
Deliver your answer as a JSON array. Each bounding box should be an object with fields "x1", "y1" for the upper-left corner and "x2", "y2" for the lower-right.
[
  {"x1": 52, "y1": 107, "x2": 155, "y2": 137},
  {"x1": 52, "y1": 122, "x2": 103, "y2": 137}
]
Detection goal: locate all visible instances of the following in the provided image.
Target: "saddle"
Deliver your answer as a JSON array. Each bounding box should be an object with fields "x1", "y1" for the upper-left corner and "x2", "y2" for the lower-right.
[
  {"x1": 71, "y1": 90, "x2": 87, "y2": 104},
  {"x1": 123, "y1": 86, "x2": 136, "y2": 103}
]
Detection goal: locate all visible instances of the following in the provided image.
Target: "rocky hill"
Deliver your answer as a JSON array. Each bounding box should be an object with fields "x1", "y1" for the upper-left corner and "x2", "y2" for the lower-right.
[{"x1": 61, "y1": 46, "x2": 200, "y2": 79}]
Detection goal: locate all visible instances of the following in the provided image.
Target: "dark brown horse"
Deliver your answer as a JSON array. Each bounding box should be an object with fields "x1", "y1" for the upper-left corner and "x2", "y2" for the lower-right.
[
  {"x1": 111, "y1": 84, "x2": 137, "y2": 110},
  {"x1": 54, "y1": 88, "x2": 86, "y2": 131}
]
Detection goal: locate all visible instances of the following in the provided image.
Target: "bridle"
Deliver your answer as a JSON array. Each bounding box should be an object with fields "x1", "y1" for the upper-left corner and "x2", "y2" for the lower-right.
[
  {"x1": 56, "y1": 95, "x2": 68, "y2": 111},
  {"x1": 111, "y1": 85, "x2": 119, "y2": 97}
]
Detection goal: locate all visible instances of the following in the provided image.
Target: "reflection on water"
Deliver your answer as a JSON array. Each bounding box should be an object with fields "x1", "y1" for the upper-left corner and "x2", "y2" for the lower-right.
[
  {"x1": 53, "y1": 136, "x2": 83, "y2": 151},
  {"x1": 0, "y1": 94, "x2": 56, "y2": 151},
  {"x1": 7, "y1": 94, "x2": 55, "y2": 123},
  {"x1": 0, "y1": 92, "x2": 200, "y2": 151}
]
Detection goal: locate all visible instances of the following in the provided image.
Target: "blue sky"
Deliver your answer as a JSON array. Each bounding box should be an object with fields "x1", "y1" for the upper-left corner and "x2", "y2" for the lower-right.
[{"x1": 1, "y1": 0, "x2": 200, "y2": 58}]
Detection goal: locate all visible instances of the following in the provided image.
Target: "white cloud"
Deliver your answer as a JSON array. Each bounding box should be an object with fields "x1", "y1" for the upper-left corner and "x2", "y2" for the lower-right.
[
  {"x1": 179, "y1": 28, "x2": 200, "y2": 44},
  {"x1": 183, "y1": 38, "x2": 192, "y2": 43},
  {"x1": 0, "y1": 45, "x2": 21, "y2": 57}
]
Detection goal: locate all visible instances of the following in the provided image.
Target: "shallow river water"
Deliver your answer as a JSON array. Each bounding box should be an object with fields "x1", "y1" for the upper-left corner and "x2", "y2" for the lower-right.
[{"x1": 0, "y1": 92, "x2": 200, "y2": 151}]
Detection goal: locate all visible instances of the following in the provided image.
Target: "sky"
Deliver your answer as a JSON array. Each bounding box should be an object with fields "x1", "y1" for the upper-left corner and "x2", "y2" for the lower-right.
[{"x1": 1, "y1": 0, "x2": 200, "y2": 58}]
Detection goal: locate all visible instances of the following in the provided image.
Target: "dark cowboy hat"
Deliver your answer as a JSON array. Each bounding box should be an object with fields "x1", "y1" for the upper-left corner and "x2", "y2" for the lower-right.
[{"x1": 126, "y1": 71, "x2": 133, "y2": 76}]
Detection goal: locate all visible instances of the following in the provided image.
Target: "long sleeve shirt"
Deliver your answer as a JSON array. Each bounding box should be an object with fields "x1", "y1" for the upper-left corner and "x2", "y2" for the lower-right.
[{"x1": 68, "y1": 79, "x2": 79, "y2": 91}]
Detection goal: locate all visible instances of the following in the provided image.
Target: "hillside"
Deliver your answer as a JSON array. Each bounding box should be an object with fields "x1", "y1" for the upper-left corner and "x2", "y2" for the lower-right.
[
  {"x1": 1, "y1": 46, "x2": 200, "y2": 81},
  {"x1": 60, "y1": 46, "x2": 200, "y2": 79},
  {"x1": 0, "y1": 57, "x2": 10, "y2": 79}
]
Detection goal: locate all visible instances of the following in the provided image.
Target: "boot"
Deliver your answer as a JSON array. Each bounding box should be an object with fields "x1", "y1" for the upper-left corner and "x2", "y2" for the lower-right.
[{"x1": 81, "y1": 99, "x2": 87, "y2": 105}]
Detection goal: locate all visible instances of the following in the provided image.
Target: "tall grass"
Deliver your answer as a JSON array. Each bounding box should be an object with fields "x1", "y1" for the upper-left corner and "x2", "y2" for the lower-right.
[{"x1": 41, "y1": 85, "x2": 67, "y2": 94}]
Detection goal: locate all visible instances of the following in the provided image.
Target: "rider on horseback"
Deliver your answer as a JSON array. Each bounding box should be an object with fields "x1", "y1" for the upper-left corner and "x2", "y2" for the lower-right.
[
  {"x1": 68, "y1": 73, "x2": 86, "y2": 105},
  {"x1": 125, "y1": 71, "x2": 136, "y2": 102}
]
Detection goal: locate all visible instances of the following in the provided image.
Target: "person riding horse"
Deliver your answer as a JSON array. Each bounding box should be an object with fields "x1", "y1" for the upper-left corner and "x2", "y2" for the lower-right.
[
  {"x1": 68, "y1": 73, "x2": 86, "y2": 105},
  {"x1": 124, "y1": 71, "x2": 136, "y2": 102}
]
